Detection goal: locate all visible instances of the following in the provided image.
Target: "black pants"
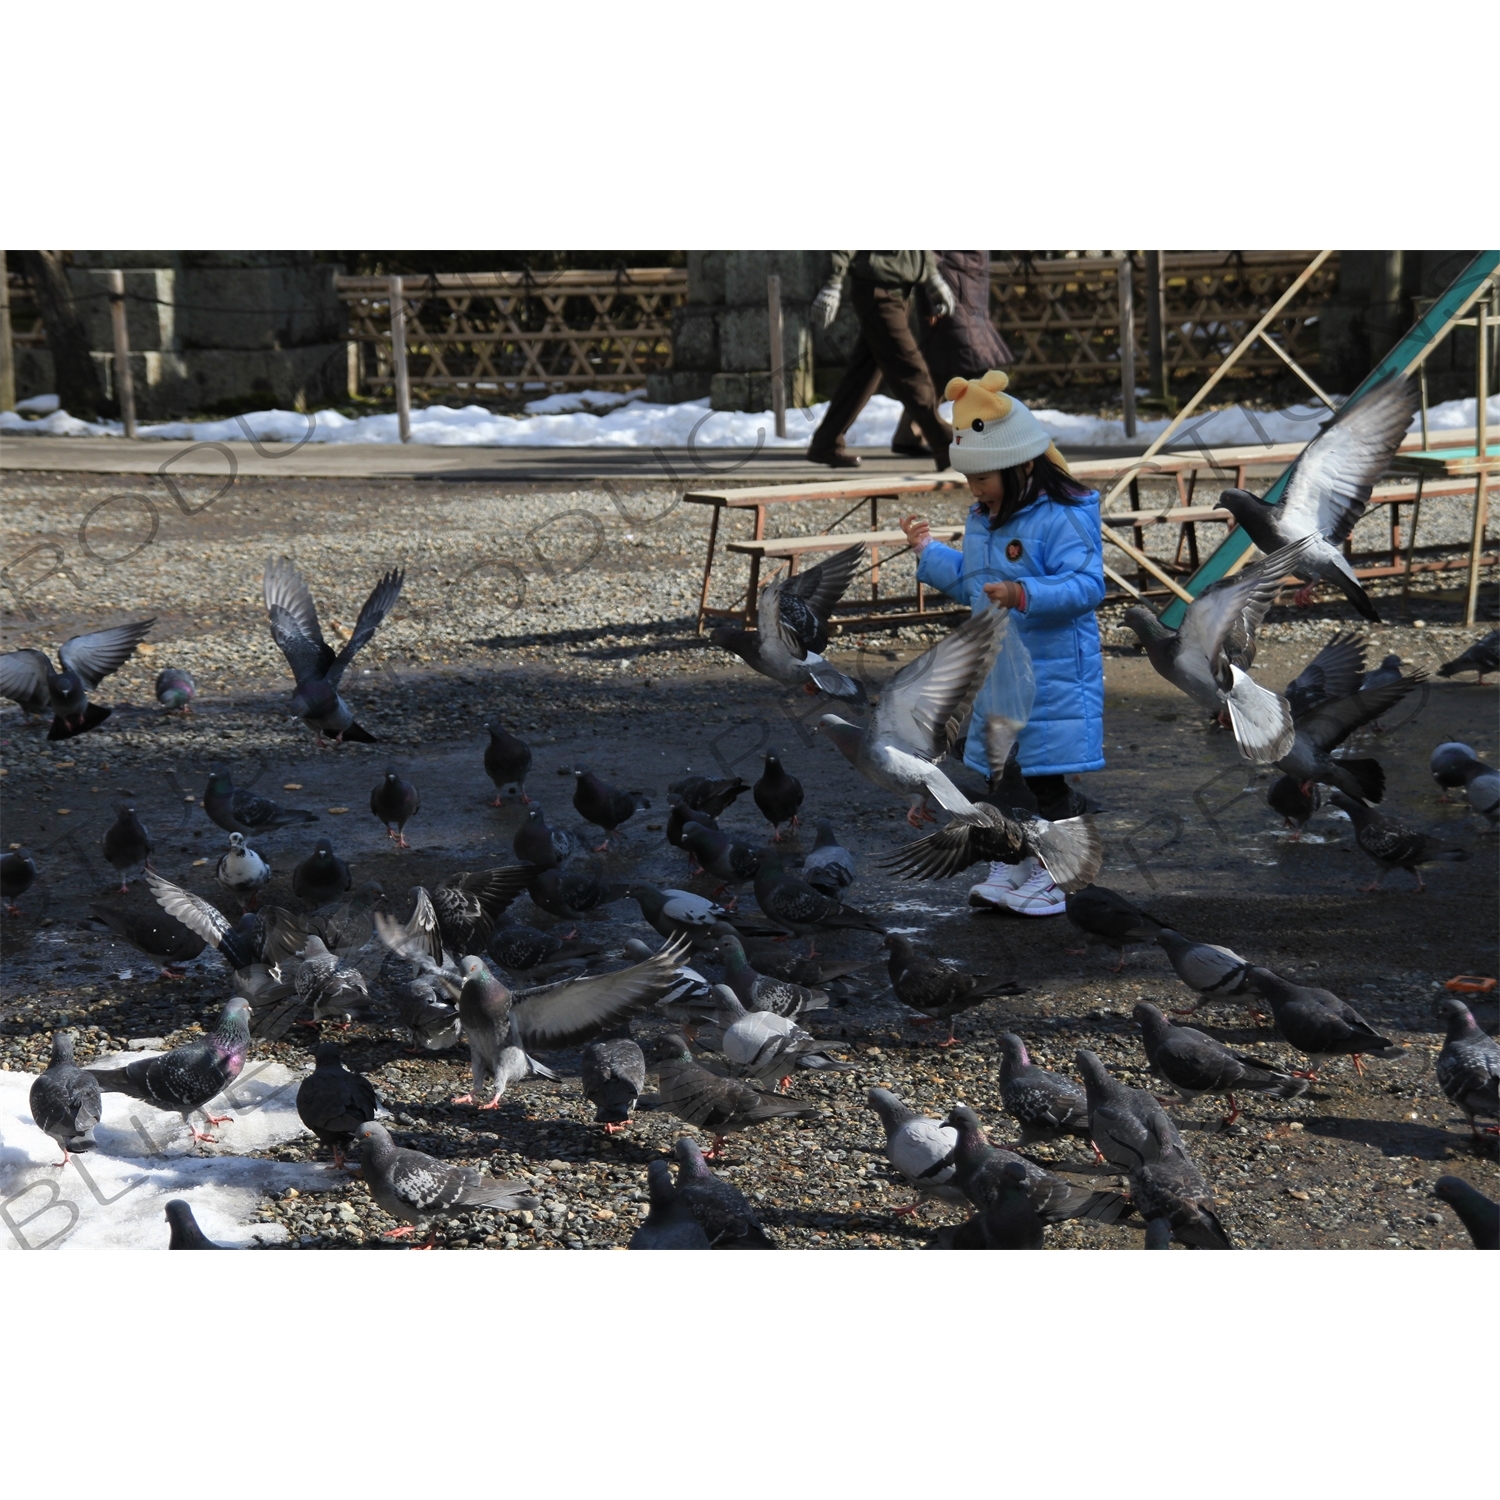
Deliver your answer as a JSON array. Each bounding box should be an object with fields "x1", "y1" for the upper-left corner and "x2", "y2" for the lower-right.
[
  {"x1": 1024, "y1": 774, "x2": 1080, "y2": 821},
  {"x1": 812, "y1": 280, "x2": 952, "y2": 464}
]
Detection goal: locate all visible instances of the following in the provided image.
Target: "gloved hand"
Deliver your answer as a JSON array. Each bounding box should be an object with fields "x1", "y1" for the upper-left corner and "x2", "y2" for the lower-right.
[
  {"x1": 811, "y1": 279, "x2": 842, "y2": 329},
  {"x1": 925, "y1": 268, "x2": 956, "y2": 320}
]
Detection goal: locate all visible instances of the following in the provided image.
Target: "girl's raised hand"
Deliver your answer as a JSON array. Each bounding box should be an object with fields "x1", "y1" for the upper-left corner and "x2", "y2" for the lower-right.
[{"x1": 899, "y1": 513, "x2": 932, "y2": 551}]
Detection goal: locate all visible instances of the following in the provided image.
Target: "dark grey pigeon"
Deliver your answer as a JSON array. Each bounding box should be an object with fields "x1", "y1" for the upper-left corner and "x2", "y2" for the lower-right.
[
  {"x1": 371, "y1": 766, "x2": 420, "y2": 848},
  {"x1": 1360, "y1": 652, "x2": 1405, "y2": 697},
  {"x1": 1327, "y1": 791, "x2": 1470, "y2": 892},
  {"x1": 1267, "y1": 775, "x2": 1322, "y2": 837},
  {"x1": 484, "y1": 720, "x2": 532, "y2": 805},
  {"x1": 754, "y1": 851, "x2": 885, "y2": 951},
  {"x1": 670, "y1": 1136, "x2": 776, "y2": 1248},
  {"x1": 155, "y1": 666, "x2": 196, "y2": 713},
  {"x1": 1064, "y1": 884, "x2": 1165, "y2": 972},
  {"x1": 264, "y1": 555, "x2": 404, "y2": 744},
  {"x1": 29, "y1": 1031, "x2": 102, "y2": 1165},
  {"x1": 582, "y1": 1038, "x2": 647, "y2": 1133},
  {"x1": 165, "y1": 1200, "x2": 225, "y2": 1249},
  {"x1": 512, "y1": 804, "x2": 569, "y2": 870},
  {"x1": 1460, "y1": 758, "x2": 1499, "y2": 830},
  {"x1": 1075, "y1": 1048, "x2": 1186, "y2": 1169},
  {"x1": 629, "y1": 1159, "x2": 712, "y2": 1249},
  {"x1": 803, "y1": 819, "x2": 857, "y2": 897},
  {"x1": 883, "y1": 933, "x2": 1023, "y2": 1044},
  {"x1": 1274, "y1": 672, "x2": 1426, "y2": 804},
  {"x1": 292, "y1": 837, "x2": 351, "y2": 906},
  {"x1": 667, "y1": 800, "x2": 719, "y2": 849},
  {"x1": 1243, "y1": 966, "x2": 1395, "y2": 1077},
  {"x1": 1433, "y1": 995, "x2": 1500, "y2": 1138},
  {"x1": 528, "y1": 866, "x2": 629, "y2": 922},
  {"x1": 296, "y1": 935, "x2": 374, "y2": 1027},
  {"x1": 90, "y1": 901, "x2": 206, "y2": 976},
  {"x1": 642, "y1": 1032, "x2": 816, "y2": 1157},
  {"x1": 488, "y1": 920, "x2": 564, "y2": 972},
  {"x1": 626, "y1": 884, "x2": 779, "y2": 952},
  {"x1": 296, "y1": 1042, "x2": 380, "y2": 1167},
  {"x1": 1129, "y1": 1149, "x2": 1234, "y2": 1249},
  {"x1": 0, "y1": 616, "x2": 155, "y2": 738},
  {"x1": 929, "y1": 1160, "x2": 1046, "y2": 1250},
  {"x1": 752, "y1": 753, "x2": 804, "y2": 841},
  {"x1": 356, "y1": 1120, "x2": 538, "y2": 1246},
  {"x1": 395, "y1": 974, "x2": 463, "y2": 1053},
  {"x1": 1432, "y1": 1176, "x2": 1499, "y2": 1250},
  {"x1": 865, "y1": 1087, "x2": 964, "y2": 1211},
  {"x1": 680, "y1": 821, "x2": 767, "y2": 899},
  {"x1": 203, "y1": 767, "x2": 318, "y2": 836},
  {"x1": 1436, "y1": 629, "x2": 1499, "y2": 682},
  {"x1": 1133, "y1": 1001, "x2": 1305, "y2": 1125},
  {"x1": 102, "y1": 804, "x2": 153, "y2": 892},
  {"x1": 1283, "y1": 631, "x2": 1367, "y2": 721},
  {"x1": 572, "y1": 770, "x2": 649, "y2": 850},
  {"x1": 1143, "y1": 1217, "x2": 1174, "y2": 1249},
  {"x1": 668, "y1": 775, "x2": 749, "y2": 819},
  {"x1": 87, "y1": 998, "x2": 252, "y2": 1142},
  {"x1": 997, "y1": 1033, "x2": 1090, "y2": 1137},
  {"x1": 432, "y1": 866, "x2": 531, "y2": 953},
  {"x1": 2, "y1": 847, "x2": 37, "y2": 913}
]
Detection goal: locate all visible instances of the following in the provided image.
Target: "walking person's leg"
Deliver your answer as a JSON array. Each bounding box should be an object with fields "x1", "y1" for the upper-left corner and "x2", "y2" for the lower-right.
[
  {"x1": 808, "y1": 324, "x2": 882, "y2": 467},
  {"x1": 857, "y1": 282, "x2": 953, "y2": 468}
]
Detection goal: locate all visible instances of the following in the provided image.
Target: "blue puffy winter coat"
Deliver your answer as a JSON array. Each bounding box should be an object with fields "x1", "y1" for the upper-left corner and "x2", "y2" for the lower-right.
[{"x1": 915, "y1": 491, "x2": 1106, "y2": 777}]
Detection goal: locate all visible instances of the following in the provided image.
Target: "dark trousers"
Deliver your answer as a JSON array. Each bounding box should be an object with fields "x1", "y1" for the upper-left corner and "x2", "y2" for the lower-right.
[{"x1": 812, "y1": 280, "x2": 952, "y2": 464}]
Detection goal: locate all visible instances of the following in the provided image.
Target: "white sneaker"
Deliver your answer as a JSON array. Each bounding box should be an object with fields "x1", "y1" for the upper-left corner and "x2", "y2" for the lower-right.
[
  {"x1": 968, "y1": 858, "x2": 1031, "y2": 908},
  {"x1": 1000, "y1": 864, "x2": 1066, "y2": 916}
]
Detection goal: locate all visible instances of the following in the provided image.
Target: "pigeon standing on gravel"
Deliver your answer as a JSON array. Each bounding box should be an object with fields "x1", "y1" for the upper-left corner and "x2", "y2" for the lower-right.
[
  {"x1": 714, "y1": 931, "x2": 830, "y2": 1019},
  {"x1": 668, "y1": 775, "x2": 749, "y2": 819},
  {"x1": 204, "y1": 767, "x2": 318, "y2": 836},
  {"x1": 483, "y1": 721, "x2": 532, "y2": 804},
  {"x1": 86, "y1": 998, "x2": 252, "y2": 1143},
  {"x1": 697, "y1": 983, "x2": 852, "y2": 1089},
  {"x1": 629, "y1": 1160, "x2": 712, "y2": 1249},
  {"x1": 295, "y1": 1042, "x2": 380, "y2": 1167},
  {"x1": 216, "y1": 833, "x2": 271, "y2": 905},
  {"x1": 1436, "y1": 629, "x2": 1499, "y2": 683},
  {"x1": 101, "y1": 804, "x2": 153, "y2": 893},
  {"x1": 679, "y1": 821, "x2": 765, "y2": 899},
  {"x1": 2, "y1": 847, "x2": 37, "y2": 914},
  {"x1": 0, "y1": 617, "x2": 156, "y2": 738},
  {"x1": 1431, "y1": 1177, "x2": 1499, "y2": 1250},
  {"x1": 819, "y1": 605, "x2": 1006, "y2": 826},
  {"x1": 1433, "y1": 995, "x2": 1500, "y2": 1138},
  {"x1": 263, "y1": 555, "x2": 404, "y2": 745},
  {"x1": 572, "y1": 770, "x2": 649, "y2": 851},
  {"x1": 1243, "y1": 966, "x2": 1395, "y2": 1077},
  {"x1": 1153, "y1": 927, "x2": 1253, "y2": 1013},
  {"x1": 752, "y1": 753, "x2": 804, "y2": 841},
  {"x1": 513, "y1": 805, "x2": 570, "y2": 870},
  {"x1": 997, "y1": 1034, "x2": 1090, "y2": 1138},
  {"x1": 371, "y1": 767, "x2": 420, "y2": 848},
  {"x1": 165, "y1": 1201, "x2": 224, "y2": 1249},
  {"x1": 642, "y1": 1033, "x2": 816, "y2": 1157},
  {"x1": 581, "y1": 1038, "x2": 647, "y2": 1134},
  {"x1": 1267, "y1": 775, "x2": 1323, "y2": 837},
  {"x1": 356, "y1": 1120, "x2": 538, "y2": 1247},
  {"x1": 155, "y1": 667, "x2": 196, "y2": 713},
  {"x1": 803, "y1": 819, "x2": 857, "y2": 897},
  {"x1": 1128, "y1": 1149, "x2": 1234, "y2": 1249},
  {"x1": 29, "y1": 1031, "x2": 102, "y2": 1166},
  {"x1": 670, "y1": 1136, "x2": 776, "y2": 1247},
  {"x1": 1133, "y1": 1001, "x2": 1306, "y2": 1125},
  {"x1": 753, "y1": 850, "x2": 885, "y2": 953},
  {"x1": 883, "y1": 934, "x2": 1024, "y2": 1045},
  {"x1": 1328, "y1": 790, "x2": 1471, "y2": 892},
  {"x1": 487, "y1": 920, "x2": 566, "y2": 972},
  {"x1": 296, "y1": 935, "x2": 373, "y2": 1027},
  {"x1": 1075, "y1": 1048, "x2": 1186, "y2": 1168},
  {"x1": 292, "y1": 837, "x2": 351, "y2": 906},
  {"x1": 865, "y1": 1088, "x2": 965, "y2": 1212},
  {"x1": 1064, "y1": 885, "x2": 1165, "y2": 972}
]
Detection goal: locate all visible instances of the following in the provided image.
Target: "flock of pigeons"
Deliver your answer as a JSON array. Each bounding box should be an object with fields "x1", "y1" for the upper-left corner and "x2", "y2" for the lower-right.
[{"x1": 4, "y1": 373, "x2": 1499, "y2": 1250}]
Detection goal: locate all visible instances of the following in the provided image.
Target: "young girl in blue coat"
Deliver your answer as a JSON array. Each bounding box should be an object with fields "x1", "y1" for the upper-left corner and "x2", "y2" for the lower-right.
[{"x1": 899, "y1": 369, "x2": 1105, "y2": 916}]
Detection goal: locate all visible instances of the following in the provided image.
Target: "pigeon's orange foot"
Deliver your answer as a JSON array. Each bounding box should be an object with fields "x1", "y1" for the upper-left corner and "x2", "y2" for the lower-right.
[
  {"x1": 936, "y1": 1035, "x2": 961, "y2": 1050},
  {"x1": 383, "y1": 1225, "x2": 419, "y2": 1238},
  {"x1": 891, "y1": 1200, "x2": 925, "y2": 1217},
  {"x1": 478, "y1": 1097, "x2": 504, "y2": 1110},
  {"x1": 451, "y1": 1094, "x2": 474, "y2": 1104},
  {"x1": 1292, "y1": 581, "x2": 1319, "y2": 607},
  {"x1": 601, "y1": 1121, "x2": 629, "y2": 1135}
]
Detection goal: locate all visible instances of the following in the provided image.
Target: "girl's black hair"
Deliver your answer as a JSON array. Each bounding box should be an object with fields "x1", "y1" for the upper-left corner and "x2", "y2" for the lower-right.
[{"x1": 974, "y1": 450, "x2": 1094, "y2": 528}]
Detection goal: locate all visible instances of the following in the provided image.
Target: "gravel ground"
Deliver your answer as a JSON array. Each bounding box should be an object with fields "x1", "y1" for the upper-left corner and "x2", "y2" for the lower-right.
[{"x1": 1, "y1": 471, "x2": 1496, "y2": 1251}]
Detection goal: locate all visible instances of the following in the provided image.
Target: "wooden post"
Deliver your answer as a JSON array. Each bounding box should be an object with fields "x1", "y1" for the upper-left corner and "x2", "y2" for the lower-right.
[
  {"x1": 1144, "y1": 250, "x2": 1168, "y2": 405},
  {"x1": 0, "y1": 251, "x2": 14, "y2": 413},
  {"x1": 1464, "y1": 290, "x2": 1490, "y2": 626},
  {"x1": 107, "y1": 269, "x2": 137, "y2": 438},
  {"x1": 1117, "y1": 255, "x2": 1136, "y2": 439},
  {"x1": 389, "y1": 274, "x2": 411, "y2": 443},
  {"x1": 767, "y1": 273, "x2": 786, "y2": 439}
]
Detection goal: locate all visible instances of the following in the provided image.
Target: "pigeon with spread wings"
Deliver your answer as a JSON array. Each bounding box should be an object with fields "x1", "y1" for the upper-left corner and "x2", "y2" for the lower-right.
[{"x1": 0, "y1": 618, "x2": 155, "y2": 739}]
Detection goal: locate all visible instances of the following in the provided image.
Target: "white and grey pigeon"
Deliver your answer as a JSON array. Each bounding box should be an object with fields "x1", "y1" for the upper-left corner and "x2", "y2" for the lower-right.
[
  {"x1": 215, "y1": 833, "x2": 272, "y2": 903},
  {"x1": 1430, "y1": 741, "x2": 1481, "y2": 800},
  {"x1": 865, "y1": 1086, "x2": 966, "y2": 1212},
  {"x1": 1212, "y1": 374, "x2": 1418, "y2": 622},
  {"x1": 696, "y1": 984, "x2": 853, "y2": 1089},
  {"x1": 1153, "y1": 927, "x2": 1252, "y2": 1013},
  {"x1": 819, "y1": 603, "x2": 1007, "y2": 827},
  {"x1": 1459, "y1": 758, "x2": 1500, "y2": 830},
  {"x1": 621, "y1": 937, "x2": 717, "y2": 1026},
  {"x1": 295, "y1": 935, "x2": 373, "y2": 1027},
  {"x1": 1122, "y1": 533, "x2": 1322, "y2": 763},
  {"x1": 802, "y1": 818, "x2": 857, "y2": 896}
]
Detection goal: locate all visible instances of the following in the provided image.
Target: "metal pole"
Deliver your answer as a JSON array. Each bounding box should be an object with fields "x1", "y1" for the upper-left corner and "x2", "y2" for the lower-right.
[
  {"x1": 0, "y1": 251, "x2": 14, "y2": 413},
  {"x1": 389, "y1": 274, "x2": 411, "y2": 443},
  {"x1": 767, "y1": 273, "x2": 786, "y2": 439},
  {"x1": 107, "y1": 269, "x2": 137, "y2": 438},
  {"x1": 1465, "y1": 290, "x2": 1490, "y2": 625},
  {"x1": 1144, "y1": 250, "x2": 1167, "y2": 405},
  {"x1": 1118, "y1": 256, "x2": 1136, "y2": 439}
]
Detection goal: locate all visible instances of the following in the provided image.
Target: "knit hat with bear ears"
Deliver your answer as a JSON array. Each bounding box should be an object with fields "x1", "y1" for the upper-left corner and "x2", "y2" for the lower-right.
[{"x1": 945, "y1": 370, "x2": 1070, "y2": 475}]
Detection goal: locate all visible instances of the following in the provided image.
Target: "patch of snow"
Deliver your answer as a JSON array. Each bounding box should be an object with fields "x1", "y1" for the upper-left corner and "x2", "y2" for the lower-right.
[
  {"x1": 522, "y1": 387, "x2": 646, "y2": 416},
  {"x1": 14, "y1": 392, "x2": 61, "y2": 415}
]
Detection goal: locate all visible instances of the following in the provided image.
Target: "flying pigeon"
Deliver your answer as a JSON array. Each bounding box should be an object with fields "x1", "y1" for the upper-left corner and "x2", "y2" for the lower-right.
[
  {"x1": 1128, "y1": 1149, "x2": 1234, "y2": 1249},
  {"x1": 572, "y1": 770, "x2": 649, "y2": 850},
  {"x1": 696, "y1": 983, "x2": 852, "y2": 1089},
  {"x1": 0, "y1": 617, "x2": 156, "y2": 738},
  {"x1": 819, "y1": 604, "x2": 1006, "y2": 825},
  {"x1": 101, "y1": 804, "x2": 152, "y2": 893},
  {"x1": 394, "y1": 974, "x2": 463, "y2": 1053},
  {"x1": 1211, "y1": 374, "x2": 1418, "y2": 621},
  {"x1": 483, "y1": 720, "x2": 532, "y2": 804},
  {"x1": 1274, "y1": 671, "x2": 1426, "y2": 804},
  {"x1": 371, "y1": 766, "x2": 420, "y2": 848},
  {"x1": 1431, "y1": 1176, "x2": 1499, "y2": 1250},
  {"x1": 1436, "y1": 629, "x2": 1499, "y2": 683},
  {"x1": 356, "y1": 1120, "x2": 537, "y2": 1247},
  {"x1": 1267, "y1": 775, "x2": 1322, "y2": 837},
  {"x1": 1283, "y1": 632, "x2": 1368, "y2": 720},
  {"x1": 997, "y1": 1033, "x2": 1090, "y2": 1138},
  {"x1": 203, "y1": 767, "x2": 318, "y2": 836},
  {"x1": 641, "y1": 1032, "x2": 816, "y2": 1157},
  {"x1": 802, "y1": 819, "x2": 857, "y2": 896},
  {"x1": 142, "y1": 870, "x2": 288, "y2": 998},
  {"x1": 1327, "y1": 791, "x2": 1470, "y2": 892},
  {"x1": 1121, "y1": 533, "x2": 1322, "y2": 762},
  {"x1": 1433, "y1": 995, "x2": 1500, "y2": 1138},
  {"x1": 90, "y1": 901, "x2": 207, "y2": 976},
  {"x1": 753, "y1": 851, "x2": 884, "y2": 953},
  {"x1": 1064, "y1": 885, "x2": 1165, "y2": 972},
  {"x1": 1133, "y1": 1001, "x2": 1306, "y2": 1125},
  {"x1": 216, "y1": 832, "x2": 271, "y2": 904},
  {"x1": 865, "y1": 1087, "x2": 965, "y2": 1213},
  {"x1": 295, "y1": 1041, "x2": 380, "y2": 1167},
  {"x1": 1243, "y1": 966, "x2": 1395, "y2": 1077},
  {"x1": 295, "y1": 935, "x2": 373, "y2": 1028},
  {"x1": 513, "y1": 804, "x2": 570, "y2": 870},
  {"x1": 292, "y1": 837, "x2": 351, "y2": 906},
  {"x1": 165, "y1": 1200, "x2": 225, "y2": 1249},
  {"x1": 752, "y1": 753, "x2": 804, "y2": 841},
  {"x1": 1153, "y1": 927, "x2": 1252, "y2": 1013},
  {"x1": 86, "y1": 998, "x2": 252, "y2": 1142},
  {"x1": 628, "y1": 1159, "x2": 712, "y2": 1249},
  {"x1": 430, "y1": 867, "x2": 532, "y2": 953},
  {"x1": 670, "y1": 1136, "x2": 776, "y2": 1247},
  {"x1": 582, "y1": 1038, "x2": 647, "y2": 1133},
  {"x1": 883, "y1": 933, "x2": 1023, "y2": 1045},
  {"x1": 2, "y1": 847, "x2": 37, "y2": 914},
  {"x1": 155, "y1": 666, "x2": 196, "y2": 713},
  {"x1": 29, "y1": 1031, "x2": 102, "y2": 1166},
  {"x1": 1075, "y1": 1048, "x2": 1186, "y2": 1169},
  {"x1": 667, "y1": 775, "x2": 748, "y2": 819},
  {"x1": 264, "y1": 555, "x2": 403, "y2": 744}
]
